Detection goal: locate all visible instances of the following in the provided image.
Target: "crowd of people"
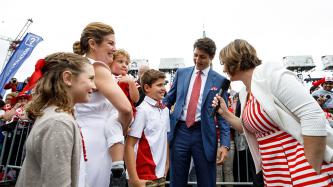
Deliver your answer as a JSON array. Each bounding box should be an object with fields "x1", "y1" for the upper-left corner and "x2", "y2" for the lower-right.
[{"x1": 0, "y1": 21, "x2": 332, "y2": 187}]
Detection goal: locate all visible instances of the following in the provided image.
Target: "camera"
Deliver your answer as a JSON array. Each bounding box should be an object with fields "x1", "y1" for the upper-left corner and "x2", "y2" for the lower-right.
[{"x1": 11, "y1": 78, "x2": 17, "y2": 84}]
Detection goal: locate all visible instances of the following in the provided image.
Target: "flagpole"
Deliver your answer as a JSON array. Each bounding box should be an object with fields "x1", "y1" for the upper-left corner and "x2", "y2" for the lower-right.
[{"x1": 0, "y1": 32, "x2": 43, "y2": 96}]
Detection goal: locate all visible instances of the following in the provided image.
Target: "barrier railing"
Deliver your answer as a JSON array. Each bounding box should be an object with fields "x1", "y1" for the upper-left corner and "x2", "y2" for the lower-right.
[
  {"x1": 0, "y1": 120, "x2": 32, "y2": 183},
  {"x1": 0, "y1": 120, "x2": 256, "y2": 186}
]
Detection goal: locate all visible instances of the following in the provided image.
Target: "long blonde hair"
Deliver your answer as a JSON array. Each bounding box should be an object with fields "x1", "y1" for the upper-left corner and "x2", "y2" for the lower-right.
[{"x1": 26, "y1": 52, "x2": 89, "y2": 120}]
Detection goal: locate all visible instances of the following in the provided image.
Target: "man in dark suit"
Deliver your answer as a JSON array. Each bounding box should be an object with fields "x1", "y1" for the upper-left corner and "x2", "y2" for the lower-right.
[{"x1": 163, "y1": 37, "x2": 230, "y2": 187}]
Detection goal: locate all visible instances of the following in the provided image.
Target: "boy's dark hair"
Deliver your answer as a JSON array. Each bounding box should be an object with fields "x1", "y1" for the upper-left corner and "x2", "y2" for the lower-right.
[
  {"x1": 193, "y1": 37, "x2": 216, "y2": 59},
  {"x1": 141, "y1": 69, "x2": 166, "y2": 93}
]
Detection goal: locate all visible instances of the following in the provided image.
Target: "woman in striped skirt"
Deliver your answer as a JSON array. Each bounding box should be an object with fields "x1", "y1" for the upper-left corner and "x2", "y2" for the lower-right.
[{"x1": 213, "y1": 39, "x2": 333, "y2": 186}]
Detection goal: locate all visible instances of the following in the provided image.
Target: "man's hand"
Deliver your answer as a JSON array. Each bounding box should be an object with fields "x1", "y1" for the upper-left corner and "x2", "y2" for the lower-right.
[
  {"x1": 128, "y1": 179, "x2": 147, "y2": 187},
  {"x1": 216, "y1": 146, "x2": 229, "y2": 165},
  {"x1": 164, "y1": 161, "x2": 169, "y2": 177}
]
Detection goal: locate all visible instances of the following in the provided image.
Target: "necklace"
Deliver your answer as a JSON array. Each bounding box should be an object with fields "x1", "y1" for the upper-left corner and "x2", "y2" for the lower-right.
[
  {"x1": 79, "y1": 128, "x2": 88, "y2": 161},
  {"x1": 74, "y1": 114, "x2": 88, "y2": 162}
]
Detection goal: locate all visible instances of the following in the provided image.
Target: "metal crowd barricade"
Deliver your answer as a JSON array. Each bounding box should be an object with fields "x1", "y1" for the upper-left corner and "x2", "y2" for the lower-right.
[
  {"x1": 0, "y1": 119, "x2": 33, "y2": 184},
  {"x1": 0, "y1": 119, "x2": 255, "y2": 186}
]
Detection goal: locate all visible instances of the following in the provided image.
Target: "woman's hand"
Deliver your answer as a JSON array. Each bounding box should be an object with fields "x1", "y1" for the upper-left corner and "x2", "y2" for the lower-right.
[
  {"x1": 303, "y1": 135, "x2": 326, "y2": 174},
  {"x1": 212, "y1": 94, "x2": 244, "y2": 133},
  {"x1": 212, "y1": 94, "x2": 228, "y2": 116}
]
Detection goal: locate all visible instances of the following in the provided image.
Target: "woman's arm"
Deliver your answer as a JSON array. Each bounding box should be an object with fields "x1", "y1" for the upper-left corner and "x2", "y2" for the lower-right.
[
  {"x1": 303, "y1": 136, "x2": 326, "y2": 174},
  {"x1": 212, "y1": 95, "x2": 243, "y2": 133},
  {"x1": 272, "y1": 71, "x2": 327, "y2": 174},
  {"x1": 94, "y1": 64, "x2": 133, "y2": 130}
]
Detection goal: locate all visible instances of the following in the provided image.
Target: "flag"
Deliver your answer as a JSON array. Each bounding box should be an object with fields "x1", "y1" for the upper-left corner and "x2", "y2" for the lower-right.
[{"x1": 0, "y1": 32, "x2": 43, "y2": 96}]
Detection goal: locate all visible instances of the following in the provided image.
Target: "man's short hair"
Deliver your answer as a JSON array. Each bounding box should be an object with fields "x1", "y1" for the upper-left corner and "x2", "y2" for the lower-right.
[
  {"x1": 141, "y1": 69, "x2": 166, "y2": 93},
  {"x1": 193, "y1": 37, "x2": 216, "y2": 59}
]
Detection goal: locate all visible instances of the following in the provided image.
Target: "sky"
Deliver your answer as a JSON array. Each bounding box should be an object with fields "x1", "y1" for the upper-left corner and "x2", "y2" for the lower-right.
[{"x1": 0, "y1": 0, "x2": 332, "y2": 91}]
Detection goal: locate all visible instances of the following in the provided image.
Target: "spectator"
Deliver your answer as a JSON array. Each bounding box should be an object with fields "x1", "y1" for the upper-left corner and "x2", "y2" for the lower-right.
[
  {"x1": 0, "y1": 99, "x2": 5, "y2": 117},
  {"x1": 0, "y1": 99, "x2": 5, "y2": 150},
  {"x1": 16, "y1": 77, "x2": 29, "y2": 92},
  {"x1": 312, "y1": 77, "x2": 333, "y2": 111},
  {"x1": 310, "y1": 85, "x2": 319, "y2": 94},
  {"x1": 135, "y1": 64, "x2": 150, "y2": 107},
  {"x1": 4, "y1": 78, "x2": 18, "y2": 92},
  {"x1": 3, "y1": 92, "x2": 18, "y2": 110},
  {"x1": 2, "y1": 93, "x2": 30, "y2": 122}
]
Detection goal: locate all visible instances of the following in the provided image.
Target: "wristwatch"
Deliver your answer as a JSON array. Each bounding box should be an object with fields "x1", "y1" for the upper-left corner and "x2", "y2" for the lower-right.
[{"x1": 223, "y1": 146, "x2": 230, "y2": 151}]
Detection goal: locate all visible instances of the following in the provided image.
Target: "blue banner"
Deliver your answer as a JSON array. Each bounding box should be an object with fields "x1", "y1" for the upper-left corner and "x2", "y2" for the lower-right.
[{"x1": 0, "y1": 32, "x2": 43, "y2": 96}]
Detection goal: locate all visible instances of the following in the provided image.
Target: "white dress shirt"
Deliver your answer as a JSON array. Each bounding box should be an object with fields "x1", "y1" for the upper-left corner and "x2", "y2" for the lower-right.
[{"x1": 180, "y1": 66, "x2": 210, "y2": 122}]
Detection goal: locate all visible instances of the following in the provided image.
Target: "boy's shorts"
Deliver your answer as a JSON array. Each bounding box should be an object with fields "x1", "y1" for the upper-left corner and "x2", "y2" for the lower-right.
[
  {"x1": 145, "y1": 177, "x2": 166, "y2": 187},
  {"x1": 105, "y1": 114, "x2": 124, "y2": 148},
  {"x1": 128, "y1": 177, "x2": 166, "y2": 187}
]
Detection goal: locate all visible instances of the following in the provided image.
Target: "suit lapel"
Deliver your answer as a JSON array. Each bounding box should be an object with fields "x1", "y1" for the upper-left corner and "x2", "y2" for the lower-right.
[
  {"x1": 182, "y1": 67, "x2": 194, "y2": 99},
  {"x1": 201, "y1": 69, "x2": 214, "y2": 106}
]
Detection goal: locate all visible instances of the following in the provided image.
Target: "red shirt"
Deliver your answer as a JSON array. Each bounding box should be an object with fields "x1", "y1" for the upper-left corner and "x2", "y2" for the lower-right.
[{"x1": 118, "y1": 82, "x2": 137, "y2": 115}]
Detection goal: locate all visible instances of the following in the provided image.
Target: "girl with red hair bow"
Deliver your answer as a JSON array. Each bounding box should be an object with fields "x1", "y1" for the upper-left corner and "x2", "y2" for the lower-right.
[{"x1": 16, "y1": 52, "x2": 95, "y2": 187}]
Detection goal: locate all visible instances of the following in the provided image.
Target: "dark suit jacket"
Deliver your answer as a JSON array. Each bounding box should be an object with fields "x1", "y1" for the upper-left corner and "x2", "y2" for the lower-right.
[{"x1": 163, "y1": 66, "x2": 230, "y2": 162}]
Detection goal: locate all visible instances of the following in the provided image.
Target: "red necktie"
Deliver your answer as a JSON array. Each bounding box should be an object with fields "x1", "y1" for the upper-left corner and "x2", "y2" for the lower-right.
[{"x1": 186, "y1": 71, "x2": 202, "y2": 127}]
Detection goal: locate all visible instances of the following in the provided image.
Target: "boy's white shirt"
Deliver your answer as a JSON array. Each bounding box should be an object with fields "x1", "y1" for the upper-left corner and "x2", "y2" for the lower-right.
[{"x1": 127, "y1": 96, "x2": 170, "y2": 179}]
